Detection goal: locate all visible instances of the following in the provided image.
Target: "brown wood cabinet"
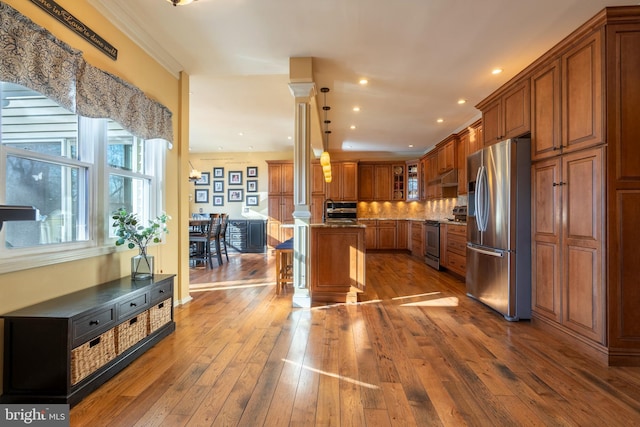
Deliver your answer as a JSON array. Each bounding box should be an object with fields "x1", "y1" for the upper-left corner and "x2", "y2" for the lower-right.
[
  {"x1": 268, "y1": 161, "x2": 294, "y2": 195},
  {"x1": 326, "y1": 161, "x2": 358, "y2": 201},
  {"x1": 444, "y1": 223, "x2": 467, "y2": 277},
  {"x1": 358, "y1": 162, "x2": 405, "y2": 201},
  {"x1": 361, "y1": 219, "x2": 407, "y2": 251},
  {"x1": 396, "y1": 220, "x2": 408, "y2": 250},
  {"x1": 477, "y1": 78, "x2": 530, "y2": 146},
  {"x1": 267, "y1": 161, "x2": 294, "y2": 247},
  {"x1": 457, "y1": 130, "x2": 469, "y2": 195},
  {"x1": 310, "y1": 225, "x2": 365, "y2": 303},
  {"x1": 532, "y1": 147, "x2": 605, "y2": 343},
  {"x1": 518, "y1": 7, "x2": 640, "y2": 365},
  {"x1": 406, "y1": 161, "x2": 420, "y2": 201},
  {"x1": 437, "y1": 136, "x2": 456, "y2": 174},
  {"x1": 410, "y1": 220, "x2": 423, "y2": 258},
  {"x1": 531, "y1": 58, "x2": 562, "y2": 161}
]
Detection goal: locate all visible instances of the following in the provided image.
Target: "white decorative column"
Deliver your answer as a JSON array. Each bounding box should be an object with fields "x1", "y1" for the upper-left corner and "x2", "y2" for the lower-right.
[{"x1": 288, "y1": 81, "x2": 315, "y2": 308}]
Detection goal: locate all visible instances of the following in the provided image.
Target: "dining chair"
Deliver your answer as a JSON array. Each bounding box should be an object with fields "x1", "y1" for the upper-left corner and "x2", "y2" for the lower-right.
[
  {"x1": 189, "y1": 214, "x2": 220, "y2": 268},
  {"x1": 208, "y1": 213, "x2": 223, "y2": 266},
  {"x1": 218, "y1": 213, "x2": 229, "y2": 262}
]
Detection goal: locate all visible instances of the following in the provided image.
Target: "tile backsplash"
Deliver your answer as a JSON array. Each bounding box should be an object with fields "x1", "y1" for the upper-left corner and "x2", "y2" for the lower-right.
[{"x1": 358, "y1": 195, "x2": 468, "y2": 220}]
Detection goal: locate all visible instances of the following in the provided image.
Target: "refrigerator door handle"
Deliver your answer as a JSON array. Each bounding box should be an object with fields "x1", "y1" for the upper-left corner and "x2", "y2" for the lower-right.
[
  {"x1": 475, "y1": 166, "x2": 489, "y2": 232},
  {"x1": 467, "y1": 243, "x2": 504, "y2": 258}
]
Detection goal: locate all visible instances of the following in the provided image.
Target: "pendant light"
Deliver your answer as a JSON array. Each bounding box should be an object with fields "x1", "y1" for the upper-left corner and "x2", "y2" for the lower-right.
[
  {"x1": 167, "y1": 0, "x2": 194, "y2": 6},
  {"x1": 320, "y1": 87, "x2": 332, "y2": 183}
]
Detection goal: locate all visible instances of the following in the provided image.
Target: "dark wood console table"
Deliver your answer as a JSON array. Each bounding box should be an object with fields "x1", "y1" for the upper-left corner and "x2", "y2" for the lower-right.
[{"x1": 1, "y1": 274, "x2": 176, "y2": 406}]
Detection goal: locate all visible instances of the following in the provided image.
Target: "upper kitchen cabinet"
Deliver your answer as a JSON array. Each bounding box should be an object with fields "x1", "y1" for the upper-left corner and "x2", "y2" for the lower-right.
[
  {"x1": 325, "y1": 161, "x2": 358, "y2": 201},
  {"x1": 531, "y1": 58, "x2": 562, "y2": 161},
  {"x1": 406, "y1": 160, "x2": 420, "y2": 201},
  {"x1": 358, "y1": 162, "x2": 405, "y2": 201},
  {"x1": 477, "y1": 78, "x2": 530, "y2": 147},
  {"x1": 562, "y1": 31, "x2": 603, "y2": 154},
  {"x1": 437, "y1": 135, "x2": 457, "y2": 175},
  {"x1": 267, "y1": 161, "x2": 294, "y2": 195},
  {"x1": 311, "y1": 161, "x2": 326, "y2": 195},
  {"x1": 457, "y1": 129, "x2": 469, "y2": 195},
  {"x1": 531, "y1": 31, "x2": 603, "y2": 161}
]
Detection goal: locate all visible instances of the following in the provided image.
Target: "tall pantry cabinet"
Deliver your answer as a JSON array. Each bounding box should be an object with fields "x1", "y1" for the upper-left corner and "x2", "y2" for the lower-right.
[{"x1": 527, "y1": 7, "x2": 640, "y2": 365}]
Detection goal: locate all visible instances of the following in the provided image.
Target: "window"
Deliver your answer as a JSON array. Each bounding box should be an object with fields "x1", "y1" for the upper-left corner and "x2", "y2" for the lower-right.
[{"x1": 0, "y1": 81, "x2": 165, "y2": 270}]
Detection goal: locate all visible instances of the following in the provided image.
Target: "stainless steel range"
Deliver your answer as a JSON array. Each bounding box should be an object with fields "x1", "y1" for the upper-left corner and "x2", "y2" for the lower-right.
[{"x1": 424, "y1": 220, "x2": 440, "y2": 270}]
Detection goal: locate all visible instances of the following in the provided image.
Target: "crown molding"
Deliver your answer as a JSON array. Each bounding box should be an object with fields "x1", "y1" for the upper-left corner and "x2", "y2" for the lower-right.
[{"x1": 87, "y1": 0, "x2": 183, "y2": 78}]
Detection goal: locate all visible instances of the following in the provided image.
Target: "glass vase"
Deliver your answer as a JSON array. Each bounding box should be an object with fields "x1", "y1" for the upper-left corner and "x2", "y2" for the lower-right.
[{"x1": 131, "y1": 254, "x2": 154, "y2": 279}]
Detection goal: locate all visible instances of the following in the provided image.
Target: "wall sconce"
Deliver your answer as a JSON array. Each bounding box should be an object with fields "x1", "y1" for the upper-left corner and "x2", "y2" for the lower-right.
[{"x1": 188, "y1": 161, "x2": 202, "y2": 182}]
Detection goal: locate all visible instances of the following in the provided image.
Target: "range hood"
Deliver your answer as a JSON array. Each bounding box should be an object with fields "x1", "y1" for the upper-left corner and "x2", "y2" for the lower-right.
[
  {"x1": 0, "y1": 205, "x2": 39, "y2": 231},
  {"x1": 428, "y1": 168, "x2": 458, "y2": 187}
]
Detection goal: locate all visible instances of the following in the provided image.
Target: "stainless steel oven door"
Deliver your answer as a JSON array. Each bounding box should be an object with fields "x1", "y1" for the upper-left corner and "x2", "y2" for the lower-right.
[{"x1": 424, "y1": 221, "x2": 440, "y2": 270}]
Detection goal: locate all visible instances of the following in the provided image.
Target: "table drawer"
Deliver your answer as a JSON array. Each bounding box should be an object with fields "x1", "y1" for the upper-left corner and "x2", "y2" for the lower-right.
[
  {"x1": 73, "y1": 306, "x2": 116, "y2": 345},
  {"x1": 118, "y1": 292, "x2": 149, "y2": 320},
  {"x1": 150, "y1": 281, "x2": 173, "y2": 304}
]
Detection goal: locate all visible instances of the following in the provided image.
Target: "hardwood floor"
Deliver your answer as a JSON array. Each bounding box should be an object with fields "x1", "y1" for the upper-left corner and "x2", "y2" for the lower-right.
[{"x1": 70, "y1": 252, "x2": 640, "y2": 426}]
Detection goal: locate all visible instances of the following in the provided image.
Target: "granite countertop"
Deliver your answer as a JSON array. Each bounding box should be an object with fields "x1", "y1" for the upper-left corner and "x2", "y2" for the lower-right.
[
  {"x1": 311, "y1": 222, "x2": 366, "y2": 228},
  {"x1": 358, "y1": 217, "x2": 467, "y2": 226}
]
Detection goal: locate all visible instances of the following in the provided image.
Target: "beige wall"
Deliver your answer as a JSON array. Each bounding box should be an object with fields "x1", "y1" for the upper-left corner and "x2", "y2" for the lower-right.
[
  {"x1": 0, "y1": 0, "x2": 184, "y2": 392},
  {"x1": 189, "y1": 151, "x2": 293, "y2": 219}
]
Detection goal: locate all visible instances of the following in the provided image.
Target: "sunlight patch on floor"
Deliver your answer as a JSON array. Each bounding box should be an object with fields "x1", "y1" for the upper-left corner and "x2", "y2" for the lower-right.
[
  {"x1": 309, "y1": 299, "x2": 383, "y2": 310},
  {"x1": 190, "y1": 281, "x2": 275, "y2": 292},
  {"x1": 392, "y1": 291, "x2": 441, "y2": 300},
  {"x1": 400, "y1": 296, "x2": 459, "y2": 307},
  {"x1": 282, "y1": 359, "x2": 379, "y2": 389}
]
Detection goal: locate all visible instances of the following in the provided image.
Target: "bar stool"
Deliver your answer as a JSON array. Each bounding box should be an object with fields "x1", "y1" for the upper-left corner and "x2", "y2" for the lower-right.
[{"x1": 275, "y1": 238, "x2": 293, "y2": 295}]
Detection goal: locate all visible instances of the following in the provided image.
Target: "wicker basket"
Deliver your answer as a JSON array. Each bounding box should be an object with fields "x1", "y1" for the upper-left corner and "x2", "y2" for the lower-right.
[
  {"x1": 70, "y1": 328, "x2": 116, "y2": 385},
  {"x1": 148, "y1": 298, "x2": 171, "y2": 334},
  {"x1": 115, "y1": 311, "x2": 149, "y2": 355}
]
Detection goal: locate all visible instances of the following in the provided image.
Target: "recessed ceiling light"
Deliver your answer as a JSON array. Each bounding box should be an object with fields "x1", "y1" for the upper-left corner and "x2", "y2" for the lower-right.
[
  {"x1": 457, "y1": 99, "x2": 466, "y2": 105},
  {"x1": 287, "y1": 136, "x2": 292, "y2": 140},
  {"x1": 350, "y1": 125, "x2": 356, "y2": 130},
  {"x1": 248, "y1": 146, "x2": 253, "y2": 150},
  {"x1": 353, "y1": 106, "x2": 360, "y2": 112},
  {"x1": 238, "y1": 132, "x2": 244, "y2": 136},
  {"x1": 492, "y1": 68, "x2": 503, "y2": 75},
  {"x1": 408, "y1": 144, "x2": 414, "y2": 148},
  {"x1": 437, "y1": 118, "x2": 444, "y2": 123},
  {"x1": 359, "y1": 78, "x2": 368, "y2": 85},
  {"x1": 218, "y1": 146, "x2": 223, "y2": 150}
]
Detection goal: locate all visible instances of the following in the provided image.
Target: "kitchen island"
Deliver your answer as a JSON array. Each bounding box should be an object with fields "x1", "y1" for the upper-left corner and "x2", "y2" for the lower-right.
[{"x1": 310, "y1": 222, "x2": 366, "y2": 304}]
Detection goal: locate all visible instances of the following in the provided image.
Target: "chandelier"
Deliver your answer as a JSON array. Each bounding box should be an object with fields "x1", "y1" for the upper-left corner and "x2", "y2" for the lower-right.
[
  {"x1": 188, "y1": 161, "x2": 202, "y2": 181},
  {"x1": 167, "y1": 0, "x2": 194, "y2": 6}
]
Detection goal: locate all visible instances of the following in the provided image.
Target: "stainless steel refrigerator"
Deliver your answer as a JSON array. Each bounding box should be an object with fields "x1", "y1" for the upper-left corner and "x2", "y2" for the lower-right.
[{"x1": 466, "y1": 138, "x2": 531, "y2": 321}]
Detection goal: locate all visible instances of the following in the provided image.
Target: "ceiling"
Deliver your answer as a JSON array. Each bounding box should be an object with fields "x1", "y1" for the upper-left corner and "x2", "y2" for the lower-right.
[{"x1": 90, "y1": 0, "x2": 639, "y2": 159}]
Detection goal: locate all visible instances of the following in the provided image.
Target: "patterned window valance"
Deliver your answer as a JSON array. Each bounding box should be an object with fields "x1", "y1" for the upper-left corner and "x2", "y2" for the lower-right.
[{"x1": 0, "y1": 2, "x2": 173, "y2": 142}]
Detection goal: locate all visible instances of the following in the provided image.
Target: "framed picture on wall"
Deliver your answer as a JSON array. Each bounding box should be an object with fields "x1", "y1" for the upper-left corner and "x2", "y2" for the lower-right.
[
  {"x1": 213, "y1": 180, "x2": 224, "y2": 193},
  {"x1": 247, "y1": 166, "x2": 258, "y2": 177},
  {"x1": 194, "y1": 172, "x2": 209, "y2": 186},
  {"x1": 228, "y1": 171, "x2": 242, "y2": 185},
  {"x1": 247, "y1": 179, "x2": 258, "y2": 193},
  {"x1": 195, "y1": 189, "x2": 209, "y2": 203},
  {"x1": 228, "y1": 188, "x2": 243, "y2": 202},
  {"x1": 213, "y1": 167, "x2": 224, "y2": 178},
  {"x1": 246, "y1": 195, "x2": 259, "y2": 206},
  {"x1": 213, "y1": 195, "x2": 224, "y2": 206}
]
